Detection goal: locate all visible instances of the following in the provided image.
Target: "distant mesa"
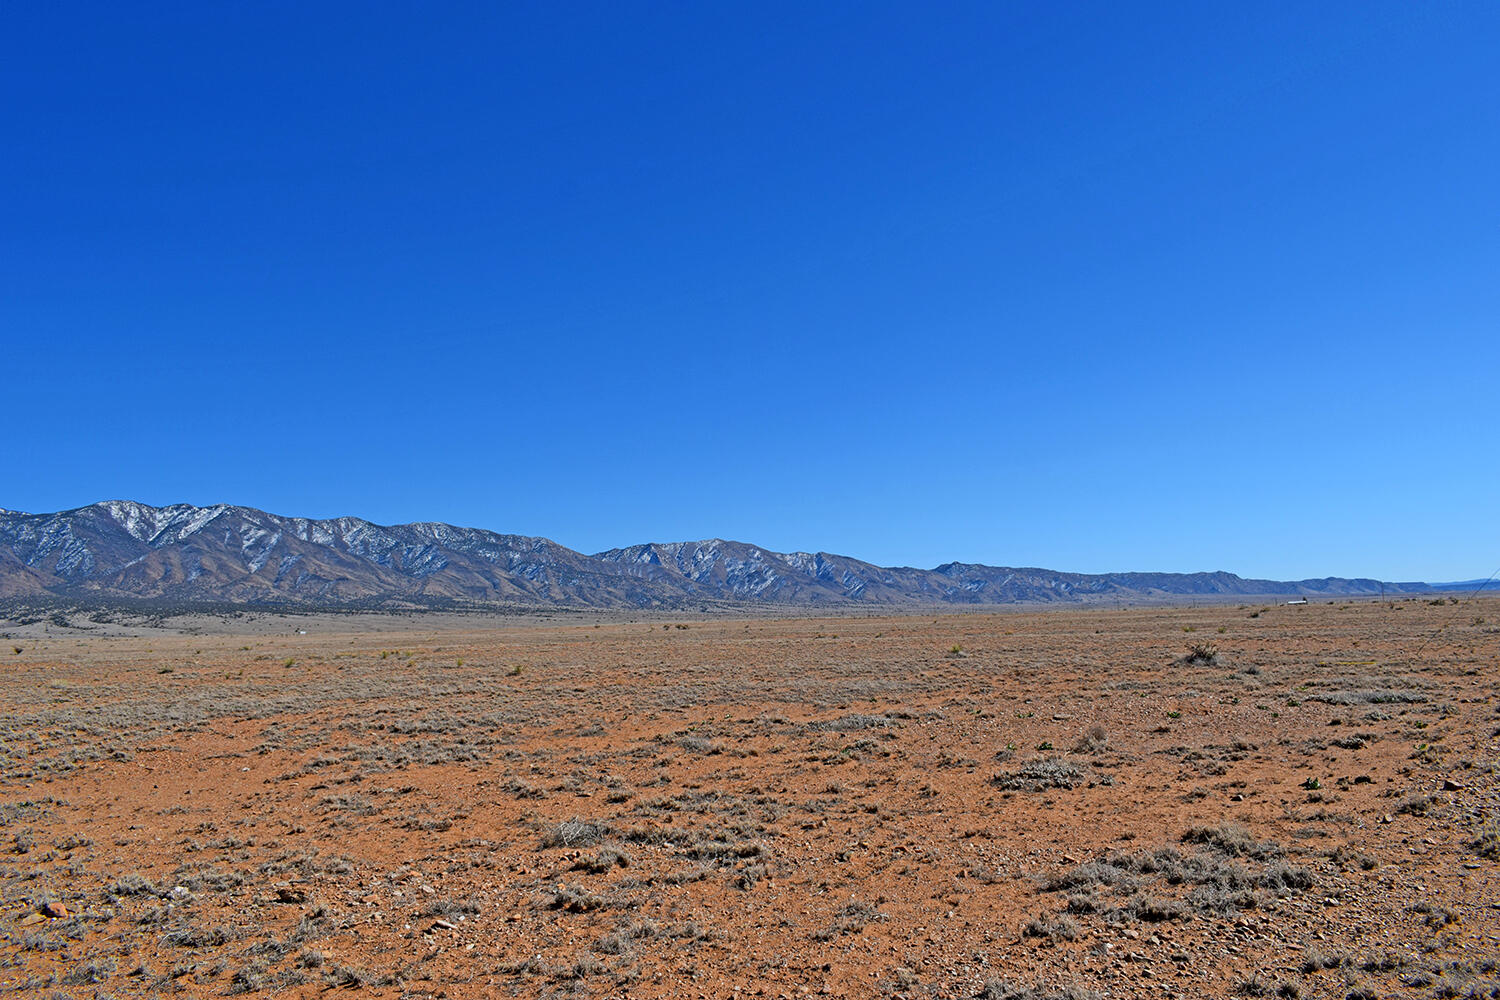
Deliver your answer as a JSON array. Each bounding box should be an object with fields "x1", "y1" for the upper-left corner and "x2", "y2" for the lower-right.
[{"x1": 0, "y1": 500, "x2": 1435, "y2": 611}]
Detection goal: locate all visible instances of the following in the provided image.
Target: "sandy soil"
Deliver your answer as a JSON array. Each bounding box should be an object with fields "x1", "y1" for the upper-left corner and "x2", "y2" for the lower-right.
[{"x1": 2, "y1": 598, "x2": 1497, "y2": 999}]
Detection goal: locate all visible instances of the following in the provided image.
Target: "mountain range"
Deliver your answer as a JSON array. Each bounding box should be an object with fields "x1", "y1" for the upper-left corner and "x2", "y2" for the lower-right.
[{"x1": 0, "y1": 501, "x2": 1437, "y2": 611}]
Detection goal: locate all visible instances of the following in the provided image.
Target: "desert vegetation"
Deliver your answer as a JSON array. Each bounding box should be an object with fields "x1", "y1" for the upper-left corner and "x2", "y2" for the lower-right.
[{"x1": 1, "y1": 598, "x2": 1497, "y2": 997}]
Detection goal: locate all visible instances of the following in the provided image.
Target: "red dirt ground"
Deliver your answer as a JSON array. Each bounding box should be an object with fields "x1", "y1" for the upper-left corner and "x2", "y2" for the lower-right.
[{"x1": 3, "y1": 598, "x2": 1498, "y2": 999}]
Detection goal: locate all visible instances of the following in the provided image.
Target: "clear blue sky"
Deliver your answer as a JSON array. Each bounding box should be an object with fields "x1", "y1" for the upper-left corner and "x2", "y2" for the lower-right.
[{"x1": 4, "y1": 2, "x2": 1496, "y2": 582}]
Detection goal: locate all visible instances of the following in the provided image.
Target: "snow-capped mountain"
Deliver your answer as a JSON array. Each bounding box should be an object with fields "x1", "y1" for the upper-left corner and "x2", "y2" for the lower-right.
[
  {"x1": 0, "y1": 501, "x2": 667, "y2": 607},
  {"x1": 0, "y1": 501, "x2": 1430, "y2": 609}
]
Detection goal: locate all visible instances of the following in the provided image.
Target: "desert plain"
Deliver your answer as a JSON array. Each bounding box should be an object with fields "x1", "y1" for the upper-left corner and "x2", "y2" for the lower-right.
[{"x1": 2, "y1": 598, "x2": 1498, "y2": 999}]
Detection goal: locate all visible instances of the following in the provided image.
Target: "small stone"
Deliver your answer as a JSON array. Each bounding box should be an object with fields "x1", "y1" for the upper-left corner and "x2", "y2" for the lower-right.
[{"x1": 42, "y1": 902, "x2": 68, "y2": 919}]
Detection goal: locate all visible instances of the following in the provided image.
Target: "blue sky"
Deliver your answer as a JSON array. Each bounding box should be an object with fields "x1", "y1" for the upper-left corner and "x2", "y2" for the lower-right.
[{"x1": 4, "y1": 2, "x2": 1496, "y2": 581}]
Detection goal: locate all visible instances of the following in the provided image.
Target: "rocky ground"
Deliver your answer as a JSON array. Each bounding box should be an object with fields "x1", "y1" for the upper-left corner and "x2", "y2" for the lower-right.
[{"x1": 2, "y1": 598, "x2": 1497, "y2": 999}]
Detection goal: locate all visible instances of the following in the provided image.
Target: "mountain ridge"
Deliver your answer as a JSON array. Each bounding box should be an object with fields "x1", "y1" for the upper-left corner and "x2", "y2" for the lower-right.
[{"x1": 0, "y1": 500, "x2": 1437, "y2": 610}]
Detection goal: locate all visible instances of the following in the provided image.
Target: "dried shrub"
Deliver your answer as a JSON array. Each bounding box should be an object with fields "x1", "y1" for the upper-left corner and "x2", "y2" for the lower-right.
[{"x1": 995, "y1": 757, "x2": 1087, "y2": 792}]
